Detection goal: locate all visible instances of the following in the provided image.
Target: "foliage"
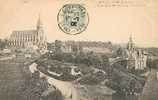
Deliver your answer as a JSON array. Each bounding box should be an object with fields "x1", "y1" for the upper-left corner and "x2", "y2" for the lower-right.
[
  {"x1": 78, "y1": 71, "x2": 106, "y2": 85},
  {"x1": 0, "y1": 39, "x2": 7, "y2": 50},
  {"x1": 116, "y1": 47, "x2": 124, "y2": 57},
  {"x1": 41, "y1": 89, "x2": 64, "y2": 100},
  {"x1": 55, "y1": 40, "x2": 62, "y2": 54},
  {"x1": 147, "y1": 59, "x2": 158, "y2": 69}
]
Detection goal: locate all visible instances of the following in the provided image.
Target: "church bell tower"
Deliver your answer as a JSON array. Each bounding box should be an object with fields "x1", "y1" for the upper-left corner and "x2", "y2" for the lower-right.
[
  {"x1": 36, "y1": 14, "x2": 47, "y2": 50},
  {"x1": 37, "y1": 14, "x2": 43, "y2": 30},
  {"x1": 127, "y1": 34, "x2": 135, "y2": 52}
]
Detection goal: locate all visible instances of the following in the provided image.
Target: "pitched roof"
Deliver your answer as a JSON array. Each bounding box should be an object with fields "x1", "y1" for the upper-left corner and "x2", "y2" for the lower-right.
[{"x1": 11, "y1": 30, "x2": 37, "y2": 36}]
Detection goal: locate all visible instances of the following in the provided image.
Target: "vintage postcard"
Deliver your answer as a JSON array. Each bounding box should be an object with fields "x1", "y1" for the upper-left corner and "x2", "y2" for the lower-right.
[{"x1": 0, "y1": 0, "x2": 158, "y2": 100}]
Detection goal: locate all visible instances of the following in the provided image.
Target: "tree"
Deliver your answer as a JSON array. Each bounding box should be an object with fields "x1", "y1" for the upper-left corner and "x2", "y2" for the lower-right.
[
  {"x1": 40, "y1": 88, "x2": 64, "y2": 100},
  {"x1": 55, "y1": 40, "x2": 62, "y2": 54},
  {"x1": 71, "y1": 43, "x2": 78, "y2": 55},
  {"x1": 101, "y1": 54, "x2": 109, "y2": 67},
  {"x1": 101, "y1": 55, "x2": 112, "y2": 79},
  {"x1": 147, "y1": 59, "x2": 158, "y2": 70},
  {"x1": 75, "y1": 52, "x2": 86, "y2": 64},
  {"x1": 116, "y1": 47, "x2": 124, "y2": 57},
  {"x1": 0, "y1": 39, "x2": 7, "y2": 50}
]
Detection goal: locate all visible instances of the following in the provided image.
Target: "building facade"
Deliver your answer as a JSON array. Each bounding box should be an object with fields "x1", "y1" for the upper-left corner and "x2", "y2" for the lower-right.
[
  {"x1": 126, "y1": 35, "x2": 147, "y2": 70},
  {"x1": 8, "y1": 16, "x2": 47, "y2": 50}
]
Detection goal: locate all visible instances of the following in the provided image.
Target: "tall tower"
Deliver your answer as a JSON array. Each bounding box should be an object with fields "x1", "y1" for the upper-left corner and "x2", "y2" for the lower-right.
[
  {"x1": 36, "y1": 14, "x2": 45, "y2": 41},
  {"x1": 126, "y1": 34, "x2": 135, "y2": 70},
  {"x1": 127, "y1": 34, "x2": 135, "y2": 52},
  {"x1": 36, "y1": 14, "x2": 47, "y2": 50},
  {"x1": 37, "y1": 14, "x2": 43, "y2": 30}
]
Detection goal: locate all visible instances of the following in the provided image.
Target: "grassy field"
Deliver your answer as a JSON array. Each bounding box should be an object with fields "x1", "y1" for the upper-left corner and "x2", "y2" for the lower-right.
[
  {"x1": 0, "y1": 55, "x2": 43, "y2": 100},
  {"x1": 0, "y1": 59, "x2": 26, "y2": 100}
]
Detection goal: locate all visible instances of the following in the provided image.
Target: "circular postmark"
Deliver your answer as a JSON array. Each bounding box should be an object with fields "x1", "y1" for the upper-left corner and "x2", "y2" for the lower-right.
[{"x1": 57, "y1": 4, "x2": 89, "y2": 35}]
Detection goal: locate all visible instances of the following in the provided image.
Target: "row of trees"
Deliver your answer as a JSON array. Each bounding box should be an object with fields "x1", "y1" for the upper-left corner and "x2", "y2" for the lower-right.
[
  {"x1": 52, "y1": 51, "x2": 109, "y2": 67},
  {"x1": 54, "y1": 40, "x2": 83, "y2": 55},
  {"x1": 147, "y1": 59, "x2": 158, "y2": 70},
  {"x1": 50, "y1": 50, "x2": 113, "y2": 80},
  {"x1": 64, "y1": 40, "x2": 113, "y2": 48}
]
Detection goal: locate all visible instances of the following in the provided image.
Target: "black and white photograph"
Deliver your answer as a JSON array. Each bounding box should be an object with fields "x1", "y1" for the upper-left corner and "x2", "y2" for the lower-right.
[{"x1": 0, "y1": 0, "x2": 158, "y2": 100}]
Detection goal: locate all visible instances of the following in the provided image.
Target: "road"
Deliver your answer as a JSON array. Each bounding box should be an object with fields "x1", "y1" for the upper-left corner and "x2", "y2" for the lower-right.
[{"x1": 0, "y1": 59, "x2": 27, "y2": 100}]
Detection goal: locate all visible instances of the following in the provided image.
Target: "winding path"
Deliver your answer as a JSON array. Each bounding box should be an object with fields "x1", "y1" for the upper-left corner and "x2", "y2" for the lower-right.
[{"x1": 29, "y1": 63, "x2": 79, "y2": 100}]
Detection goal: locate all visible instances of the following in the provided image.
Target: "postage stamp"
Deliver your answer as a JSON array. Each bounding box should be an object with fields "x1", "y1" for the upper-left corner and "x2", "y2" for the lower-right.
[{"x1": 57, "y1": 4, "x2": 89, "y2": 35}]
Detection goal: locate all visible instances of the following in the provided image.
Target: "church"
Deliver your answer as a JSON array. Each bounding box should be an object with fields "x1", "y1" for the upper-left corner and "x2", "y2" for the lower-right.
[
  {"x1": 126, "y1": 35, "x2": 147, "y2": 70},
  {"x1": 8, "y1": 16, "x2": 47, "y2": 50}
]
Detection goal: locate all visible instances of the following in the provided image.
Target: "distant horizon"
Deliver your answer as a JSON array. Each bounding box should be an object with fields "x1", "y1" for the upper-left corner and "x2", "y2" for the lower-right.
[
  {"x1": 0, "y1": 26, "x2": 157, "y2": 48},
  {"x1": 0, "y1": 0, "x2": 158, "y2": 48},
  {"x1": 46, "y1": 40, "x2": 158, "y2": 48},
  {"x1": 1, "y1": 35, "x2": 157, "y2": 48}
]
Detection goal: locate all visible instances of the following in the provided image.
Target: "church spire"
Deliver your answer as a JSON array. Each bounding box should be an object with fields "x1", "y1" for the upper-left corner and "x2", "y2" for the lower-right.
[
  {"x1": 37, "y1": 14, "x2": 43, "y2": 30},
  {"x1": 127, "y1": 34, "x2": 135, "y2": 51}
]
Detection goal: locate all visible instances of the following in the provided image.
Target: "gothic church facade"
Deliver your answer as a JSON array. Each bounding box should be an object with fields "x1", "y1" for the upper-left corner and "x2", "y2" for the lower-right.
[
  {"x1": 8, "y1": 16, "x2": 47, "y2": 50},
  {"x1": 126, "y1": 35, "x2": 147, "y2": 70}
]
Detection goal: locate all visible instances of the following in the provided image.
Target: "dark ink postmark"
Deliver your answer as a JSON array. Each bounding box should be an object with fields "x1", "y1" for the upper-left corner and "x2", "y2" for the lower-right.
[{"x1": 57, "y1": 4, "x2": 89, "y2": 35}]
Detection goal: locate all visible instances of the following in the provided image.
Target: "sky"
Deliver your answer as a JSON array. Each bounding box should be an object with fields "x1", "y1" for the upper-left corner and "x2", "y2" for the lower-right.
[{"x1": 0, "y1": 0, "x2": 158, "y2": 47}]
